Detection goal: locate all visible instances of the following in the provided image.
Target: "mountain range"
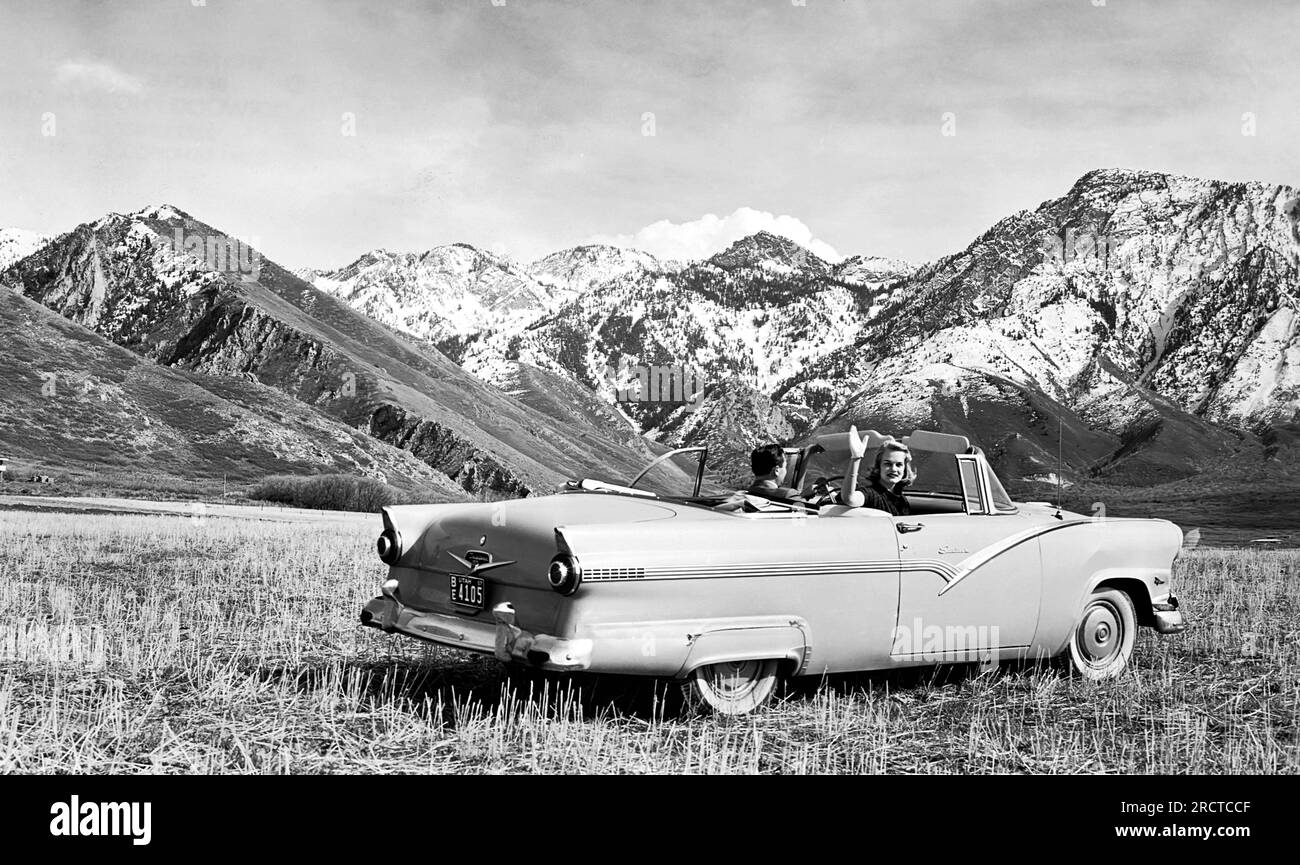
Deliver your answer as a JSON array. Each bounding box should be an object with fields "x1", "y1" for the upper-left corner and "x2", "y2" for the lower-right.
[
  {"x1": 3, "y1": 168, "x2": 1298, "y2": 499},
  {"x1": 0, "y1": 207, "x2": 692, "y2": 497},
  {"x1": 784, "y1": 169, "x2": 1300, "y2": 484}
]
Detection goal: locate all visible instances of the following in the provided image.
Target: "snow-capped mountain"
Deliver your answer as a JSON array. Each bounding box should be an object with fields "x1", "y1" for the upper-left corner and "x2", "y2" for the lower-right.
[
  {"x1": 485, "y1": 262, "x2": 869, "y2": 425},
  {"x1": 294, "y1": 229, "x2": 882, "y2": 450},
  {"x1": 312, "y1": 232, "x2": 918, "y2": 411},
  {"x1": 468, "y1": 235, "x2": 912, "y2": 437},
  {"x1": 0, "y1": 228, "x2": 52, "y2": 271},
  {"x1": 781, "y1": 168, "x2": 1300, "y2": 482},
  {"x1": 298, "y1": 244, "x2": 552, "y2": 345},
  {"x1": 831, "y1": 254, "x2": 917, "y2": 288},
  {"x1": 528, "y1": 244, "x2": 665, "y2": 296},
  {"x1": 297, "y1": 242, "x2": 671, "y2": 349},
  {"x1": 706, "y1": 230, "x2": 831, "y2": 277}
]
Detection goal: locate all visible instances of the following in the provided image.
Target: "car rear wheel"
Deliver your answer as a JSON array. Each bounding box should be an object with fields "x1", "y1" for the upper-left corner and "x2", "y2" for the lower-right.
[
  {"x1": 682, "y1": 659, "x2": 780, "y2": 716},
  {"x1": 1068, "y1": 588, "x2": 1136, "y2": 680}
]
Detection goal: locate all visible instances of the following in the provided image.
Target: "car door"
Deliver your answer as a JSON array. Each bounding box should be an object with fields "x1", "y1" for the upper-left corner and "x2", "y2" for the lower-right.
[
  {"x1": 774, "y1": 510, "x2": 901, "y2": 675},
  {"x1": 892, "y1": 455, "x2": 1042, "y2": 663}
]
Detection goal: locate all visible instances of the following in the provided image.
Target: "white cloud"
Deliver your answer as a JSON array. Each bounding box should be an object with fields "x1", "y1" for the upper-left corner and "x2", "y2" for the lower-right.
[
  {"x1": 55, "y1": 60, "x2": 144, "y2": 95},
  {"x1": 588, "y1": 207, "x2": 842, "y2": 263}
]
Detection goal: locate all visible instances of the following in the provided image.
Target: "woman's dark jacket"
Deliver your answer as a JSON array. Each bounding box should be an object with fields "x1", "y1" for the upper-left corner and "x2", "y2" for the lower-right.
[{"x1": 859, "y1": 477, "x2": 910, "y2": 516}]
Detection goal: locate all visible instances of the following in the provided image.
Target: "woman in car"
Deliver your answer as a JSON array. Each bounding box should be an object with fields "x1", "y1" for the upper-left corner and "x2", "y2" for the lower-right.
[{"x1": 840, "y1": 436, "x2": 914, "y2": 516}]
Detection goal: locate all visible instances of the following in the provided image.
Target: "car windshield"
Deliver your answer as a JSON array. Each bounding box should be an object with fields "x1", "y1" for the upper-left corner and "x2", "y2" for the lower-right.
[
  {"x1": 625, "y1": 447, "x2": 733, "y2": 498},
  {"x1": 800, "y1": 447, "x2": 1015, "y2": 511},
  {"x1": 801, "y1": 448, "x2": 949, "y2": 498}
]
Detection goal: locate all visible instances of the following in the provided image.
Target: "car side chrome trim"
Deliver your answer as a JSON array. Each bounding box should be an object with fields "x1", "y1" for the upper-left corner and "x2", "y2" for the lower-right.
[
  {"x1": 571, "y1": 520, "x2": 1097, "y2": 596},
  {"x1": 938, "y1": 519, "x2": 1094, "y2": 596},
  {"x1": 567, "y1": 559, "x2": 962, "y2": 582},
  {"x1": 568, "y1": 519, "x2": 1108, "y2": 600},
  {"x1": 649, "y1": 561, "x2": 921, "y2": 579},
  {"x1": 584, "y1": 566, "x2": 647, "y2": 581}
]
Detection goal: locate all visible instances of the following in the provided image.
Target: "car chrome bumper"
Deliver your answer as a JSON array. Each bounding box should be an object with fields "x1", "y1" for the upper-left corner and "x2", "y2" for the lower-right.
[
  {"x1": 360, "y1": 581, "x2": 592, "y2": 672},
  {"x1": 1152, "y1": 596, "x2": 1187, "y2": 635}
]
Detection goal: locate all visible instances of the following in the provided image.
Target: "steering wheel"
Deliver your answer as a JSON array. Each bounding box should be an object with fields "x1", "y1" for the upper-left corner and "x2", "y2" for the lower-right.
[{"x1": 805, "y1": 475, "x2": 844, "y2": 507}]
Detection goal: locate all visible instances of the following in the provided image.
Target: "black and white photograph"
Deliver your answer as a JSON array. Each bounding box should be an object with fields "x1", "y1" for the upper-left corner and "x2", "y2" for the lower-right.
[{"x1": 0, "y1": 0, "x2": 1294, "y2": 810}]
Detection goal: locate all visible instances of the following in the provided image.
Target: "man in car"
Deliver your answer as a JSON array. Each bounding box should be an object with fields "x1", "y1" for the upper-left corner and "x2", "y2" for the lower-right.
[{"x1": 747, "y1": 443, "x2": 803, "y2": 501}]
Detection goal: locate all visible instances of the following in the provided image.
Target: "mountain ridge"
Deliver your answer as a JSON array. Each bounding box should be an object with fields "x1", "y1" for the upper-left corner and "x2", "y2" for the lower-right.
[{"x1": 5, "y1": 167, "x2": 1298, "y2": 494}]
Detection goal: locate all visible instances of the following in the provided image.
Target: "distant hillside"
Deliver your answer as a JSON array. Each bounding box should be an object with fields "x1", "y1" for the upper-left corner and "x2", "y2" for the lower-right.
[{"x1": 0, "y1": 288, "x2": 469, "y2": 499}]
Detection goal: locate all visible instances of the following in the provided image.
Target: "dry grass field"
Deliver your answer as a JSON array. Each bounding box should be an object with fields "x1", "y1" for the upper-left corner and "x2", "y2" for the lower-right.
[{"x1": 1, "y1": 509, "x2": 1296, "y2": 774}]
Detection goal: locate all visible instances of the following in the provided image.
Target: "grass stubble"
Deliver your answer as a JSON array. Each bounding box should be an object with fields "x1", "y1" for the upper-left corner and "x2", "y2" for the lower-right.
[{"x1": 0, "y1": 510, "x2": 1295, "y2": 775}]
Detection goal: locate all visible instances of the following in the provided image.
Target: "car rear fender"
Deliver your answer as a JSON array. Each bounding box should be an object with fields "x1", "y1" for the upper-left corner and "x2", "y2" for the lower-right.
[
  {"x1": 676, "y1": 618, "x2": 809, "y2": 679},
  {"x1": 380, "y1": 502, "x2": 493, "y2": 568}
]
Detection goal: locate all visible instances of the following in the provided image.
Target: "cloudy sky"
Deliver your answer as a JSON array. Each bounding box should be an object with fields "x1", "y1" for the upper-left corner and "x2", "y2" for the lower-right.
[{"x1": 0, "y1": 0, "x2": 1294, "y2": 268}]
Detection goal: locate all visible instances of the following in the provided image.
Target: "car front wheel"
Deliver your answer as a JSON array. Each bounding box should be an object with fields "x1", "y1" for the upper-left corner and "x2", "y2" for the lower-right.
[
  {"x1": 1068, "y1": 588, "x2": 1136, "y2": 680},
  {"x1": 682, "y1": 659, "x2": 780, "y2": 716}
]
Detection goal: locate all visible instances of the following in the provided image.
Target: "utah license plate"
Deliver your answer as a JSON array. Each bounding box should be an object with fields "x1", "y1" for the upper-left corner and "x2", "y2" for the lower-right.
[{"x1": 449, "y1": 574, "x2": 485, "y2": 610}]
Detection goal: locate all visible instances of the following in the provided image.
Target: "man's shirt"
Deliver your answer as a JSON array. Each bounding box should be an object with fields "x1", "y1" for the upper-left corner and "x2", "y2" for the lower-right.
[{"x1": 747, "y1": 478, "x2": 803, "y2": 500}]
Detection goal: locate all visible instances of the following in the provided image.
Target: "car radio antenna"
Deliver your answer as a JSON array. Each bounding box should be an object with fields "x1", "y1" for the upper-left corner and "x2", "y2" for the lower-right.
[{"x1": 1055, "y1": 414, "x2": 1063, "y2": 515}]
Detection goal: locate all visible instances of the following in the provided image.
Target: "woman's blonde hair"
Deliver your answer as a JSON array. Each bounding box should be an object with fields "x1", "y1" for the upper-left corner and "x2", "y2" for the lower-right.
[{"x1": 867, "y1": 442, "x2": 916, "y2": 488}]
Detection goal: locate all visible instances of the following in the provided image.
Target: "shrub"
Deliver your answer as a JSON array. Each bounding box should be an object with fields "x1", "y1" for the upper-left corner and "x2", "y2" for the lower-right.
[{"x1": 248, "y1": 474, "x2": 405, "y2": 512}]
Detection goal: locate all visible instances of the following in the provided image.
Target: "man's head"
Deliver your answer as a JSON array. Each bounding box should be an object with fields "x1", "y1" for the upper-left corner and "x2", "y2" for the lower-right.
[
  {"x1": 867, "y1": 442, "x2": 915, "y2": 489},
  {"x1": 750, "y1": 443, "x2": 787, "y2": 478}
]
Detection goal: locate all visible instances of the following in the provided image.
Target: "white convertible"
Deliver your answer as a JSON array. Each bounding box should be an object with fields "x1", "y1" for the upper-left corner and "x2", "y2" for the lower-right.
[{"x1": 361, "y1": 427, "x2": 1188, "y2": 714}]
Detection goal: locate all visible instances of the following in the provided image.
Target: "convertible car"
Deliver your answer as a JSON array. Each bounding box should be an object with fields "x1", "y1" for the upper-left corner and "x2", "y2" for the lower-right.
[{"x1": 361, "y1": 428, "x2": 1188, "y2": 714}]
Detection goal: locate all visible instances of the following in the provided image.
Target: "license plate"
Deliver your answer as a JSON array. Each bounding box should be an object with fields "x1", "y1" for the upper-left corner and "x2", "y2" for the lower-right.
[{"x1": 449, "y1": 574, "x2": 485, "y2": 610}]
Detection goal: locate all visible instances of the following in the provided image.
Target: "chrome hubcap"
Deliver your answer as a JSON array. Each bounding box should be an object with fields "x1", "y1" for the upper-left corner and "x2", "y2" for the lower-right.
[
  {"x1": 1079, "y1": 603, "x2": 1121, "y2": 664},
  {"x1": 710, "y1": 660, "x2": 762, "y2": 697}
]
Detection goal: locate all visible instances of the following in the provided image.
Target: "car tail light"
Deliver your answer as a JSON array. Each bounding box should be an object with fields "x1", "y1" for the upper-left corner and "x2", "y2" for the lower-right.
[
  {"x1": 547, "y1": 553, "x2": 582, "y2": 596},
  {"x1": 377, "y1": 529, "x2": 403, "y2": 565}
]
